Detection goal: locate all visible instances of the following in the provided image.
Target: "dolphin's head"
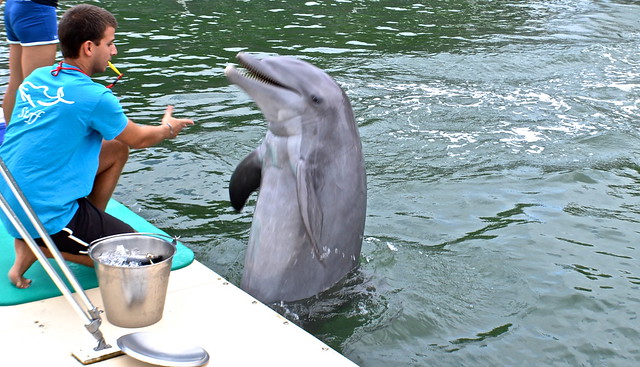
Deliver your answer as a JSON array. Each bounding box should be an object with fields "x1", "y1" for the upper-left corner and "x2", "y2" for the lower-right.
[{"x1": 225, "y1": 52, "x2": 345, "y2": 137}]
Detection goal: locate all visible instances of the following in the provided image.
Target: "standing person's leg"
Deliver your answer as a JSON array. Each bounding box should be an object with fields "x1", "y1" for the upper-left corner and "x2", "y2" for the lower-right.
[
  {"x1": 21, "y1": 43, "x2": 57, "y2": 78},
  {"x1": 2, "y1": 0, "x2": 58, "y2": 123},
  {"x1": 3, "y1": 44, "x2": 23, "y2": 123},
  {"x1": 88, "y1": 140, "x2": 129, "y2": 210},
  {"x1": 2, "y1": 44, "x2": 57, "y2": 123}
]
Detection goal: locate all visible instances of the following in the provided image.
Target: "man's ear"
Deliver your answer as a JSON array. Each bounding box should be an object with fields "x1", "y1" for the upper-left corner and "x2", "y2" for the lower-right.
[{"x1": 81, "y1": 40, "x2": 93, "y2": 56}]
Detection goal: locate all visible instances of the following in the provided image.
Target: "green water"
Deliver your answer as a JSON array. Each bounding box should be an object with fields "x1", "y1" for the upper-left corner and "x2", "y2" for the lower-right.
[{"x1": 2, "y1": 0, "x2": 639, "y2": 366}]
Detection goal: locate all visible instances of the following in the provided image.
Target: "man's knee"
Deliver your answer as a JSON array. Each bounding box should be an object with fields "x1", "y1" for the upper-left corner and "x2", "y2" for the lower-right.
[
  {"x1": 113, "y1": 139, "x2": 130, "y2": 163},
  {"x1": 102, "y1": 139, "x2": 129, "y2": 165}
]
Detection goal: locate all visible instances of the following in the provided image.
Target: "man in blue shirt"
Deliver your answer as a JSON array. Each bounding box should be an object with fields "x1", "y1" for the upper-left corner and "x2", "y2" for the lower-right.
[{"x1": 1, "y1": 4, "x2": 194, "y2": 288}]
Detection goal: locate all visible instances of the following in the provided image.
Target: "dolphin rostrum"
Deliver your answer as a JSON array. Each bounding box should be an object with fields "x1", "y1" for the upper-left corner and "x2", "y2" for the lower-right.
[{"x1": 225, "y1": 52, "x2": 367, "y2": 304}]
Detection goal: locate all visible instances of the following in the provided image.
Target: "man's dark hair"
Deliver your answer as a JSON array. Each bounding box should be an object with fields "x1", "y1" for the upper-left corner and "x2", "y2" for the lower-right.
[{"x1": 58, "y1": 4, "x2": 118, "y2": 58}]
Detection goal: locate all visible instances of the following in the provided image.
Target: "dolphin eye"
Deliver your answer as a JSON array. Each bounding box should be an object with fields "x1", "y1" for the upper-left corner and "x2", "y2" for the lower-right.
[{"x1": 311, "y1": 95, "x2": 323, "y2": 104}]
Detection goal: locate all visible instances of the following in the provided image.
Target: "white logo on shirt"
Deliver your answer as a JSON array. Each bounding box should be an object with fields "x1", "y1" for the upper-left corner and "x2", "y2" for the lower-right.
[{"x1": 18, "y1": 82, "x2": 75, "y2": 124}]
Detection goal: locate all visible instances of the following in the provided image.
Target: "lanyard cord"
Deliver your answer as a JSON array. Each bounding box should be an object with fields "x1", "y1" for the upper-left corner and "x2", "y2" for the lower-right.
[
  {"x1": 51, "y1": 61, "x2": 88, "y2": 77},
  {"x1": 50, "y1": 61, "x2": 121, "y2": 89}
]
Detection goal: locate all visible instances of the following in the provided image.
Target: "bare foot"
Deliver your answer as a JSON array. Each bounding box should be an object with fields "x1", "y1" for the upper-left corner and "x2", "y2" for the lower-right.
[
  {"x1": 8, "y1": 267, "x2": 32, "y2": 289},
  {"x1": 9, "y1": 239, "x2": 37, "y2": 289}
]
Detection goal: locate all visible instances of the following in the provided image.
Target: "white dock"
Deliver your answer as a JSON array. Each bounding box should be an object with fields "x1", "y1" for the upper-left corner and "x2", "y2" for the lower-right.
[{"x1": 0, "y1": 260, "x2": 358, "y2": 366}]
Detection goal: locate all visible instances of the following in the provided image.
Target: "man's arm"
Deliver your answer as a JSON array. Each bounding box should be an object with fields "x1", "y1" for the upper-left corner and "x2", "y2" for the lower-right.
[{"x1": 115, "y1": 105, "x2": 194, "y2": 149}]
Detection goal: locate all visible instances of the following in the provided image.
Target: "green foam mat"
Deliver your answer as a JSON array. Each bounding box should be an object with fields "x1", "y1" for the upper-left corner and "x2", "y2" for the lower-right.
[{"x1": 0, "y1": 199, "x2": 194, "y2": 306}]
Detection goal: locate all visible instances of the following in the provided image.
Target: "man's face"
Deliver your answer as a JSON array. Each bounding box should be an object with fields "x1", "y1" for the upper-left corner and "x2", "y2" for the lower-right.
[{"x1": 92, "y1": 26, "x2": 117, "y2": 74}]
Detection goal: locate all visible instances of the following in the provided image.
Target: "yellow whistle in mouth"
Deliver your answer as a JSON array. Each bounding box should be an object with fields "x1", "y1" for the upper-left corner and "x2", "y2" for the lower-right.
[{"x1": 108, "y1": 61, "x2": 122, "y2": 76}]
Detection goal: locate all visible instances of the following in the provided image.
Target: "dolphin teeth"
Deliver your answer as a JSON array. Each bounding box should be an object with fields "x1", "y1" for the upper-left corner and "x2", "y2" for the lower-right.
[{"x1": 241, "y1": 65, "x2": 286, "y2": 89}]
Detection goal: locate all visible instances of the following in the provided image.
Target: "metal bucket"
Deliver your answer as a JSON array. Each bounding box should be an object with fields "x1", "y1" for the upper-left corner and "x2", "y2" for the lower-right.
[{"x1": 88, "y1": 233, "x2": 176, "y2": 328}]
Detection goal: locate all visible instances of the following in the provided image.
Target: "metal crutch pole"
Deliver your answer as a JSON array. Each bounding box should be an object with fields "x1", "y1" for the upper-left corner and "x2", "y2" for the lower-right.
[{"x1": 0, "y1": 158, "x2": 110, "y2": 351}]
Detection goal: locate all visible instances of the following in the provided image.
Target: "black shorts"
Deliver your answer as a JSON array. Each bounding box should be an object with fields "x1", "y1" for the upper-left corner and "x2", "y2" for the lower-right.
[{"x1": 34, "y1": 198, "x2": 134, "y2": 255}]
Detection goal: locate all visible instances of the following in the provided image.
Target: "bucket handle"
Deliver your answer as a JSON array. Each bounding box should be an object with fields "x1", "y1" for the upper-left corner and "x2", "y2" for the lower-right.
[
  {"x1": 63, "y1": 229, "x2": 179, "y2": 254},
  {"x1": 90, "y1": 232, "x2": 179, "y2": 247}
]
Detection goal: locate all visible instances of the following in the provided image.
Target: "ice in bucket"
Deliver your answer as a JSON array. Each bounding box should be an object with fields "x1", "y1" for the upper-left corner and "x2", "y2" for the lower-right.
[{"x1": 88, "y1": 233, "x2": 176, "y2": 328}]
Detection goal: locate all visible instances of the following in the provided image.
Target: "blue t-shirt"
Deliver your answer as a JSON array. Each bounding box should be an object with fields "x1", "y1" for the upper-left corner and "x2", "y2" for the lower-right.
[{"x1": 0, "y1": 63, "x2": 128, "y2": 238}]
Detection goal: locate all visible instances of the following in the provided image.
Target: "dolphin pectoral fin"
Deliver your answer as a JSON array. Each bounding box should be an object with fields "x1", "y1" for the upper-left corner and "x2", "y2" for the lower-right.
[
  {"x1": 229, "y1": 150, "x2": 262, "y2": 211},
  {"x1": 296, "y1": 159, "x2": 324, "y2": 262}
]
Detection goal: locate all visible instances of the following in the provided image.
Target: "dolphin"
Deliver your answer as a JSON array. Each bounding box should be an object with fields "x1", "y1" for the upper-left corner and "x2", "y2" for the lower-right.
[{"x1": 225, "y1": 52, "x2": 367, "y2": 304}]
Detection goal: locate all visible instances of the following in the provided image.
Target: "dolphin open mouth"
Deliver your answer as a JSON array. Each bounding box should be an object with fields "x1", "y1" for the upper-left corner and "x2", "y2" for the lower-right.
[
  {"x1": 238, "y1": 61, "x2": 285, "y2": 89},
  {"x1": 225, "y1": 53, "x2": 296, "y2": 93}
]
